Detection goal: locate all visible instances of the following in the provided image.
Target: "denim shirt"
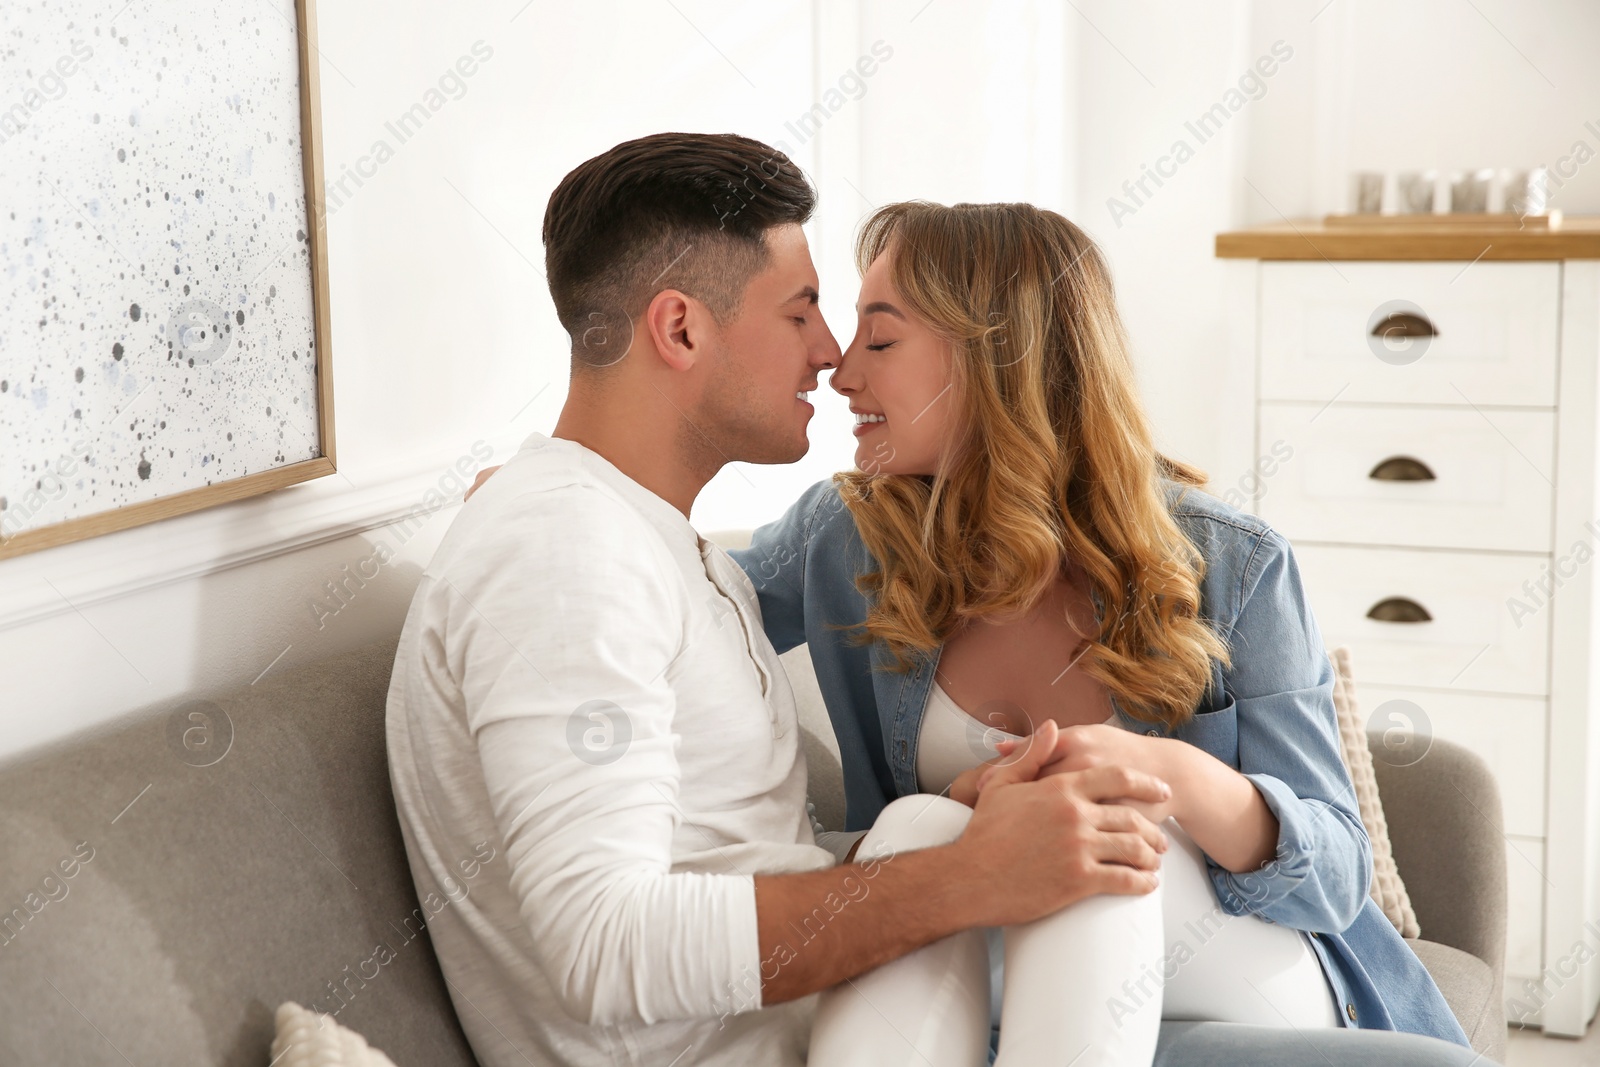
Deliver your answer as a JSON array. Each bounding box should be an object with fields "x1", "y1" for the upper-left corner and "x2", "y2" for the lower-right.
[{"x1": 730, "y1": 476, "x2": 1471, "y2": 1048}]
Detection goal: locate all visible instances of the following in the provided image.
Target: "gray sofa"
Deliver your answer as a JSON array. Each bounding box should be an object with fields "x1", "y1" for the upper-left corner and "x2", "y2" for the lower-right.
[{"x1": 0, "y1": 634, "x2": 1507, "y2": 1065}]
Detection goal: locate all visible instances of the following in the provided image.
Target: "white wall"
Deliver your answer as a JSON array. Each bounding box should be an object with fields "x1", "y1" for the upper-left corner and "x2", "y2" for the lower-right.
[
  {"x1": 4, "y1": 0, "x2": 1598, "y2": 762},
  {"x1": 1071, "y1": 0, "x2": 1258, "y2": 490},
  {"x1": 1273, "y1": 0, "x2": 1600, "y2": 220},
  {"x1": 0, "y1": 0, "x2": 823, "y2": 759}
]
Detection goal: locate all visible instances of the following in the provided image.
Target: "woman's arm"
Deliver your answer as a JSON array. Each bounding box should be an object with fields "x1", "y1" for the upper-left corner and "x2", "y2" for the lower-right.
[
  {"x1": 981, "y1": 529, "x2": 1370, "y2": 933},
  {"x1": 977, "y1": 729, "x2": 1275, "y2": 872},
  {"x1": 1154, "y1": 743, "x2": 1279, "y2": 871},
  {"x1": 1192, "y1": 528, "x2": 1371, "y2": 933}
]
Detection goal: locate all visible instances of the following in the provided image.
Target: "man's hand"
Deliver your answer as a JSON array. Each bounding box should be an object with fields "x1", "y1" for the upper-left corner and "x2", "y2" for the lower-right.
[
  {"x1": 978, "y1": 721, "x2": 1182, "y2": 826},
  {"x1": 951, "y1": 720, "x2": 1170, "y2": 929},
  {"x1": 465, "y1": 463, "x2": 502, "y2": 502},
  {"x1": 980, "y1": 721, "x2": 1288, "y2": 875},
  {"x1": 754, "y1": 719, "x2": 1170, "y2": 1004}
]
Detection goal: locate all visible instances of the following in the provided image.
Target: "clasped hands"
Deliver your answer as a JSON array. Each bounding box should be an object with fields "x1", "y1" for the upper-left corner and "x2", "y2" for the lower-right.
[
  {"x1": 951, "y1": 718, "x2": 1182, "y2": 828},
  {"x1": 935, "y1": 718, "x2": 1182, "y2": 919}
]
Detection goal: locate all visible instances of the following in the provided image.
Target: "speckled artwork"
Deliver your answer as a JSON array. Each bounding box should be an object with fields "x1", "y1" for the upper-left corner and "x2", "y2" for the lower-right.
[{"x1": 0, "y1": 0, "x2": 322, "y2": 543}]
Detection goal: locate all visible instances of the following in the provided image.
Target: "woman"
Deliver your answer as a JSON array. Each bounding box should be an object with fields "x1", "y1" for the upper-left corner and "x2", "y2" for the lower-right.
[{"x1": 728, "y1": 201, "x2": 1472, "y2": 1065}]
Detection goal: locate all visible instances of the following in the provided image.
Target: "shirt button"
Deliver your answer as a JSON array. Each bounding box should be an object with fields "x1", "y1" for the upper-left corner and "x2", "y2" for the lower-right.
[{"x1": 1345, "y1": 1003, "x2": 1357, "y2": 1022}]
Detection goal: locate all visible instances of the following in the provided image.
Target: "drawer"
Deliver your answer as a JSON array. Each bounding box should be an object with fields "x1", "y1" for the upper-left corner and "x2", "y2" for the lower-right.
[
  {"x1": 1504, "y1": 837, "x2": 1545, "y2": 978},
  {"x1": 1258, "y1": 403, "x2": 1555, "y2": 553},
  {"x1": 1358, "y1": 683, "x2": 1546, "y2": 837},
  {"x1": 1292, "y1": 543, "x2": 1551, "y2": 696},
  {"x1": 1259, "y1": 261, "x2": 1560, "y2": 407}
]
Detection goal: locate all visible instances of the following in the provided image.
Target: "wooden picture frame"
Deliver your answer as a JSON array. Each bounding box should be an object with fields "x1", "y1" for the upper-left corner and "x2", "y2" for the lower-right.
[{"x1": 0, "y1": 0, "x2": 336, "y2": 560}]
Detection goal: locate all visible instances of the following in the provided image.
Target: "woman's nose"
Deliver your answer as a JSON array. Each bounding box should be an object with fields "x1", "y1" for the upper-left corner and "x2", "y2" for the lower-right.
[{"x1": 830, "y1": 346, "x2": 858, "y2": 394}]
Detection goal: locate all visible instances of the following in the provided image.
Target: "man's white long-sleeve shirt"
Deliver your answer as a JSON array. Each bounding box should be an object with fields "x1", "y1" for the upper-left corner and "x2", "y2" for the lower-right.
[{"x1": 386, "y1": 431, "x2": 836, "y2": 1067}]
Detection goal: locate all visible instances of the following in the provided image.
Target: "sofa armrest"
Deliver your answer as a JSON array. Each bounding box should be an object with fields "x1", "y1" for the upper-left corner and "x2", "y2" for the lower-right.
[{"x1": 1367, "y1": 732, "x2": 1507, "y2": 988}]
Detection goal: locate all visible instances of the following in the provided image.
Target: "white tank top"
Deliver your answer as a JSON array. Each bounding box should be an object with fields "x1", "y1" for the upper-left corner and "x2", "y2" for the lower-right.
[{"x1": 915, "y1": 680, "x2": 1120, "y2": 795}]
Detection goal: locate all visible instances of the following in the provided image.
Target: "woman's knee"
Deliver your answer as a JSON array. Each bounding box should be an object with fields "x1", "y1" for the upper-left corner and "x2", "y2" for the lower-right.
[{"x1": 858, "y1": 794, "x2": 974, "y2": 858}]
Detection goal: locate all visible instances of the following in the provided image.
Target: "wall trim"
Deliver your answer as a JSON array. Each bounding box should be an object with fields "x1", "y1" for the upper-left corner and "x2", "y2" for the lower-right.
[{"x1": 0, "y1": 429, "x2": 530, "y2": 633}]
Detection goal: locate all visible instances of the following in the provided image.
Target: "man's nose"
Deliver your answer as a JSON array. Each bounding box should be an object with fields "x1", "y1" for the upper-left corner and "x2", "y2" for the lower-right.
[{"x1": 811, "y1": 326, "x2": 842, "y2": 370}]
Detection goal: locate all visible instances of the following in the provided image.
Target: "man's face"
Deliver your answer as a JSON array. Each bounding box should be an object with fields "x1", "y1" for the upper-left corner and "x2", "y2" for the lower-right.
[{"x1": 696, "y1": 224, "x2": 842, "y2": 465}]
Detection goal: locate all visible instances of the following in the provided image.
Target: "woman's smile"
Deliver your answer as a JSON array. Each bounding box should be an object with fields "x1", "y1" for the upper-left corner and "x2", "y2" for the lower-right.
[{"x1": 852, "y1": 409, "x2": 888, "y2": 437}]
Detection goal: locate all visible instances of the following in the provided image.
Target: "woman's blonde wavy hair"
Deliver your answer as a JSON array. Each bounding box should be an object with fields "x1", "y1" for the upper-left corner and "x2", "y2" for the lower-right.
[{"x1": 832, "y1": 201, "x2": 1231, "y2": 731}]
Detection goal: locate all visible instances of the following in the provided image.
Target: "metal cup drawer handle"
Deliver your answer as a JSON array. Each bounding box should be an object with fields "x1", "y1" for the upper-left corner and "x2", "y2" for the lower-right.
[
  {"x1": 1366, "y1": 596, "x2": 1433, "y2": 623},
  {"x1": 1369, "y1": 311, "x2": 1438, "y2": 339},
  {"x1": 1368, "y1": 455, "x2": 1437, "y2": 482}
]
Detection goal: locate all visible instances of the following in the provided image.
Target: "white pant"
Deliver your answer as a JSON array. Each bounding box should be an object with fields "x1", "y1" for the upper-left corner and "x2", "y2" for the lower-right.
[{"x1": 806, "y1": 794, "x2": 1340, "y2": 1067}]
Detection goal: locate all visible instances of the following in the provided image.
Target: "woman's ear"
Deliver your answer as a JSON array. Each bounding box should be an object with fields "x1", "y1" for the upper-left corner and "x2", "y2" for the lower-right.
[{"x1": 644, "y1": 289, "x2": 701, "y2": 372}]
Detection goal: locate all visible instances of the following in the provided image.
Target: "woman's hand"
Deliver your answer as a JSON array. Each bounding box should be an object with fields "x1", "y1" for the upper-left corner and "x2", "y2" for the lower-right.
[
  {"x1": 949, "y1": 757, "x2": 1008, "y2": 808},
  {"x1": 978, "y1": 723, "x2": 1184, "y2": 825}
]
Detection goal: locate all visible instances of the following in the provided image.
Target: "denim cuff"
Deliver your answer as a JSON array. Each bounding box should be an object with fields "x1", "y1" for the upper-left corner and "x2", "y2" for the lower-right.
[{"x1": 1206, "y1": 772, "x2": 1317, "y2": 923}]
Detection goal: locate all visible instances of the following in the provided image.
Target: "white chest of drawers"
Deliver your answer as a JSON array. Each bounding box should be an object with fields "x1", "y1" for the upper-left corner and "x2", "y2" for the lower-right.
[{"x1": 1217, "y1": 219, "x2": 1600, "y2": 1037}]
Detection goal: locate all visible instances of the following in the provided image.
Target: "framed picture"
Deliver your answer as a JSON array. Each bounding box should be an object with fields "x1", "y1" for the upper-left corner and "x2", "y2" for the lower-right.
[{"x1": 0, "y1": 0, "x2": 335, "y2": 560}]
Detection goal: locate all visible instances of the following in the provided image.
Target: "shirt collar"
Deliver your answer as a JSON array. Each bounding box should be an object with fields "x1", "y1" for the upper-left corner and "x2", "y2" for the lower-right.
[{"x1": 517, "y1": 431, "x2": 703, "y2": 554}]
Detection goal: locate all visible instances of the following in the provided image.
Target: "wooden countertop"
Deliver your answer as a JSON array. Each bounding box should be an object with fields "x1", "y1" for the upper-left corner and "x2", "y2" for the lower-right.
[{"x1": 1215, "y1": 215, "x2": 1600, "y2": 260}]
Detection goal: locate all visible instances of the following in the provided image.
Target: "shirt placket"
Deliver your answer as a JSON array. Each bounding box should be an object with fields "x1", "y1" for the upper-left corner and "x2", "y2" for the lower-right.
[{"x1": 703, "y1": 549, "x2": 781, "y2": 730}]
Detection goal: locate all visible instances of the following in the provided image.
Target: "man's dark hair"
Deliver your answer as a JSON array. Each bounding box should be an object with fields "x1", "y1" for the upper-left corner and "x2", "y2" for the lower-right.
[{"x1": 543, "y1": 132, "x2": 815, "y2": 369}]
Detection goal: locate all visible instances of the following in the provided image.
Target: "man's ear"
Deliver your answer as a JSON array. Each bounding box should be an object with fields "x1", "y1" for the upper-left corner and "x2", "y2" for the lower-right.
[{"x1": 644, "y1": 289, "x2": 707, "y2": 373}]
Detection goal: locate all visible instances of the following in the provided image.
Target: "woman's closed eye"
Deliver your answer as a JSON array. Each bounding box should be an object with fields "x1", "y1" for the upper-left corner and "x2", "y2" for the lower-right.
[{"x1": 865, "y1": 339, "x2": 896, "y2": 351}]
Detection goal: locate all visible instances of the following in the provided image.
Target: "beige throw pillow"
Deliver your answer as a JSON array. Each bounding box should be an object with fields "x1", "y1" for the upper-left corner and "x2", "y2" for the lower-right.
[
  {"x1": 270, "y1": 1002, "x2": 401, "y2": 1067},
  {"x1": 1326, "y1": 644, "x2": 1421, "y2": 939}
]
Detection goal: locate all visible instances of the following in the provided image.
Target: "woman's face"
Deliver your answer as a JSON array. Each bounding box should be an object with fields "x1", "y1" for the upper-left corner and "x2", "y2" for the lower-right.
[{"x1": 829, "y1": 248, "x2": 961, "y2": 477}]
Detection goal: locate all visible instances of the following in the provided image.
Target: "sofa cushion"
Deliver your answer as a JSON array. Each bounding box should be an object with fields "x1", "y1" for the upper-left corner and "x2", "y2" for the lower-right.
[
  {"x1": 0, "y1": 637, "x2": 479, "y2": 1067},
  {"x1": 1405, "y1": 939, "x2": 1498, "y2": 1054}
]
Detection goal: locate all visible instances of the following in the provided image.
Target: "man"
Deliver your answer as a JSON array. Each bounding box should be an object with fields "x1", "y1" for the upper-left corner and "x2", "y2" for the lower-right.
[{"x1": 390, "y1": 132, "x2": 1491, "y2": 1066}]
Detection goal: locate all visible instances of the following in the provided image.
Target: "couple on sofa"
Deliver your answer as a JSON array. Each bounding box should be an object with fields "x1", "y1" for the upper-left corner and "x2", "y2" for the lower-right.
[{"x1": 385, "y1": 132, "x2": 1489, "y2": 1066}]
